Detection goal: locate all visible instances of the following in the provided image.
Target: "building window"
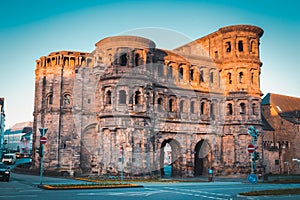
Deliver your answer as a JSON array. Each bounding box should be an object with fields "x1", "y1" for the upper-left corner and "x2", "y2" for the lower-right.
[
  {"x1": 250, "y1": 41, "x2": 255, "y2": 53},
  {"x1": 210, "y1": 102, "x2": 215, "y2": 120},
  {"x1": 169, "y1": 99, "x2": 175, "y2": 112},
  {"x1": 120, "y1": 53, "x2": 127, "y2": 66},
  {"x1": 215, "y1": 51, "x2": 219, "y2": 59},
  {"x1": 227, "y1": 103, "x2": 233, "y2": 115},
  {"x1": 134, "y1": 91, "x2": 141, "y2": 105},
  {"x1": 189, "y1": 69, "x2": 194, "y2": 81},
  {"x1": 157, "y1": 98, "x2": 163, "y2": 110},
  {"x1": 167, "y1": 65, "x2": 173, "y2": 79},
  {"x1": 226, "y1": 42, "x2": 231, "y2": 52},
  {"x1": 63, "y1": 94, "x2": 71, "y2": 106},
  {"x1": 180, "y1": 100, "x2": 187, "y2": 113},
  {"x1": 191, "y1": 101, "x2": 195, "y2": 114},
  {"x1": 106, "y1": 91, "x2": 112, "y2": 105},
  {"x1": 240, "y1": 103, "x2": 246, "y2": 114},
  {"x1": 210, "y1": 71, "x2": 214, "y2": 84},
  {"x1": 200, "y1": 102, "x2": 206, "y2": 115},
  {"x1": 119, "y1": 90, "x2": 126, "y2": 104},
  {"x1": 228, "y1": 73, "x2": 232, "y2": 84},
  {"x1": 135, "y1": 53, "x2": 139, "y2": 66},
  {"x1": 239, "y1": 72, "x2": 244, "y2": 83},
  {"x1": 200, "y1": 70, "x2": 204, "y2": 83},
  {"x1": 179, "y1": 66, "x2": 184, "y2": 79},
  {"x1": 238, "y1": 41, "x2": 243, "y2": 52},
  {"x1": 46, "y1": 94, "x2": 53, "y2": 107},
  {"x1": 251, "y1": 72, "x2": 254, "y2": 85},
  {"x1": 252, "y1": 103, "x2": 257, "y2": 115}
]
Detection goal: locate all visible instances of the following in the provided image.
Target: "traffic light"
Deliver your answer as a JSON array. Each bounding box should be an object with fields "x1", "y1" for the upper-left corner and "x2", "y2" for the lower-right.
[{"x1": 253, "y1": 151, "x2": 259, "y2": 161}]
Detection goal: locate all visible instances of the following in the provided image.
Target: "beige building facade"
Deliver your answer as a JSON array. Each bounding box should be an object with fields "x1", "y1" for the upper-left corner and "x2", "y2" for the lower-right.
[{"x1": 32, "y1": 25, "x2": 264, "y2": 177}]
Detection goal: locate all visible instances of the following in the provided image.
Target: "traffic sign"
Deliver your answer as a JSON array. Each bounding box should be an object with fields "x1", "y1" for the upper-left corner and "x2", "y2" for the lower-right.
[
  {"x1": 247, "y1": 144, "x2": 255, "y2": 153},
  {"x1": 40, "y1": 137, "x2": 47, "y2": 144},
  {"x1": 248, "y1": 174, "x2": 258, "y2": 184},
  {"x1": 39, "y1": 128, "x2": 48, "y2": 136}
]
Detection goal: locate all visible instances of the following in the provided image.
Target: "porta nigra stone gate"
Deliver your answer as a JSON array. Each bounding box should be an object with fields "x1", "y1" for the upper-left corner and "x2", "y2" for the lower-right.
[{"x1": 32, "y1": 25, "x2": 264, "y2": 177}]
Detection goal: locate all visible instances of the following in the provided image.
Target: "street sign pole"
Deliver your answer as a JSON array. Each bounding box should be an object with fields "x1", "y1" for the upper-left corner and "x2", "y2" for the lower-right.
[
  {"x1": 120, "y1": 144, "x2": 124, "y2": 183},
  {"x1": 38, "y1": 128, "x2": 48, "y2": 185},
  {"x1": 247, "y1": 126, "x2": 259, "y2": 183}
]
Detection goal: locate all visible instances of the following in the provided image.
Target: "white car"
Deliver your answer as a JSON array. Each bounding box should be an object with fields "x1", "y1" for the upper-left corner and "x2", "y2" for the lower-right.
[{"x1": 2, "y1": 153, "x2": 17, "y2": 165}]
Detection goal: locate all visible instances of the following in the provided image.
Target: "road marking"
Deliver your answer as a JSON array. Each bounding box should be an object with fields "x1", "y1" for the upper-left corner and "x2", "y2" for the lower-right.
[
  {"x1": 0, "y1": 195, "x2": 37, "y2": 198},
  {"x1": 163, "y1": 187, "x2": 231, "y2": 200}
]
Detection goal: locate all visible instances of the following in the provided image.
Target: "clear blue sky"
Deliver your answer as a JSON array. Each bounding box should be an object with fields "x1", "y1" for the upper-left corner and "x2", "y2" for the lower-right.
[{"x1": 0, "y1": 0, "x2": 299, "y2": 128}]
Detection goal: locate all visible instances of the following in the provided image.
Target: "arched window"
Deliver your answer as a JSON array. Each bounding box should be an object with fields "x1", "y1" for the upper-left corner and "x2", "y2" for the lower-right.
[
  {"x1": 227, "y1": 103, "x2": 233, "y2": 115},
  {"x1": 179, "y1": 66, "x2": 184, "y2": 79},
  {"x1": 210, "y1": 102, "x2": 215, "y2": 120},
  {"x1": 106, "y1": 91, "x2": 112, "y2": 105},
  {"x1": 200, "y1": 102, "x2": 206, "y2": 115},
  {"x1": 47, "y1": 94, "x2": 53, "y2": 107},
  {"x1": 191, "y1": 101, "x2": 195, "y2": 114},
  {"x1": 135, "y1": 53, "x2": 139, "y2": 66},
  {"x1": 157, "y1": 98, "x2": 163, "y2": 110},
  {"x1": 226, "y1": 42, "x2": 231, "y2": 52},
  {"x1": 180, "y1": 100, "x2": 186, "y2": 113},
  {"x1": 200, "y1": 70, "x2": 204, "y2": 83},
  {"x1": 238, "y1": 40, "x2": 243, "y2": 52},
  {"x1": 169, "y1": 99, "x2": 175, "y2": 112},
  {"x1": 120, "y1": 53, "x2": 127, "y2": 66},
  {"x1": 240, "y1": 103, "x2": 246, "y2": 114},
  {"x1": 250, "y1": 41, "x2": 255, "y2": 53},
  {"x1": 239, "y1": 72, "x2": 244, "y2": 83},
  {"x1": 119, "y1": 90, "x2": 126, "y2": 104},
  {"x1": 63, "y1": 94, "x2": 71, "y2": 106},
  {"x1": 134, "y1": 91, "x2": 141, "y2": 105},
  {"x1": 252, "y1": 103, "x2": 256, "y2": 115},
  {"x1": 251, "y1": 72, "x2": 255, "y2": 85},
  {"x1": 167, "y1": 65, "x2": 173, "y2": 79},
  {"x1": 210, "y1": 71, "x2": 214, "y2": 84},
  {"x1": 189, "y1": 69, "x2": 194, "y2": 81},
  {"x1": 228, "y1": 72, "x2": 232, "y2": 84}
]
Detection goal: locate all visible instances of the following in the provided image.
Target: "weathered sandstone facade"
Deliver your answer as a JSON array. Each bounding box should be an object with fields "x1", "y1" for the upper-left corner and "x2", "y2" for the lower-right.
[{"x1": 32, "y1": 25, "x2": 264, "y2": 177}]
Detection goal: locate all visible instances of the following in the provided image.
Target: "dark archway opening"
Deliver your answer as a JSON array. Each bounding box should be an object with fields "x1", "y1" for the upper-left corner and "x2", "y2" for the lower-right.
[
  {"x1": 160, "y1": 139, "x2": 182, "y2": 178},
  {"x1": 194, "y1": 140, "x2": 211, "y2": 176}
]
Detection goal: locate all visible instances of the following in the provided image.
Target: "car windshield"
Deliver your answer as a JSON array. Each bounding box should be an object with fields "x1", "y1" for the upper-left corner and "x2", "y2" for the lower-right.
[{"x1": 4, "y1": 155, "x2": 13, "y2": 159}]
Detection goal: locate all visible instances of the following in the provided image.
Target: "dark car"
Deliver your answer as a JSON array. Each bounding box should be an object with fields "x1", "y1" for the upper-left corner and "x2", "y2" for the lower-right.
[{"x1": 0, "y1": 162, "x2": 10, "y2": 182}]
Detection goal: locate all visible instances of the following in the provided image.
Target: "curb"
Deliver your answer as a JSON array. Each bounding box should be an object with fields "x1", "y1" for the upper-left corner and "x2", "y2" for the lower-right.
[{"x1": 38, "y1": 184, "x2": 143, "y2": 190}]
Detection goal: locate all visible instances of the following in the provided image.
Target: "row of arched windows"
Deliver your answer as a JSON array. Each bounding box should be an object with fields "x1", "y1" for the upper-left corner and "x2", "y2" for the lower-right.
[
  {"x1": 226, "y1": 102, "x2": 258, "y2": 116},
  {"x1": 104, "y1": 90, "x2": 259, "y2": 117},
  {"x1": 163, "y1": 65, "x2": 219, "y2": 87},
  {"x1": 46, "y1": 93, "x2": 72, "y2": 107}
]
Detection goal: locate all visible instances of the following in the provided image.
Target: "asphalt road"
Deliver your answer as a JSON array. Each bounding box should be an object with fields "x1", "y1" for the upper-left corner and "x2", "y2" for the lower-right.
[{"x1": 1, "y1": 172, "x2": 300, "y2": 200}]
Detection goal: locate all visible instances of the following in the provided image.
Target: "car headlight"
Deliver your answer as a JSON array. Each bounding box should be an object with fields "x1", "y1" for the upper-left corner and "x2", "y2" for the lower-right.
[{"x1": 5, "y1": 171, "x2": 10, "y2": 174}]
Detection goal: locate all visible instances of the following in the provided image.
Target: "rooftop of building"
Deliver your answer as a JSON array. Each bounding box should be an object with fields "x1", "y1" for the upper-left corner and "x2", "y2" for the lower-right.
[{"x1": 262, "y1": 93, "x2": 300, "y2": 124}]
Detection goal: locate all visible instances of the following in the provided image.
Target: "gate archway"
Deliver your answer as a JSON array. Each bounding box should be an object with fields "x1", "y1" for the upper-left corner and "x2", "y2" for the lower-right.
[
  {"x1": 194, "y1": 140, "x2": 211, "y2": 176},
  {"x1": 160, "y1": 139, "x2": 182, "y2": 177}
]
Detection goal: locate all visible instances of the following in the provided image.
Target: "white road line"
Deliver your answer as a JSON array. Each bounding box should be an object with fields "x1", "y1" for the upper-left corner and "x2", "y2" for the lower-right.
[
  {"x1": 163, "y1": 187, "x2": 231, "y2": 200},
  {"x1": 0, "y1": 195, "x2": 37, "y2": 198}
]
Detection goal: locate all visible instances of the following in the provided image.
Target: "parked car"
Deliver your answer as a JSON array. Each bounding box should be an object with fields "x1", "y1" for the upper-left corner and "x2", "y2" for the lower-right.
[
  {"x1": 0, "y1": 162, "x2": 10, "y2": 182},
  {"x1": 2, "y1": 153, "x2": 17, "y2": 165}
]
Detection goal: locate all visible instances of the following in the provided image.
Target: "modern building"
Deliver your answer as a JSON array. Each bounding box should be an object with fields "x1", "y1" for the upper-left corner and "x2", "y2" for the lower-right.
[
  {"x1": 262, "y1": 93, "x2": 300, "y2": 174},
  {"x1": 4, "y1": 121, "x2": 33, "y2": 154},
  {"x1": 32, "y1": 24, "x2": 264, "y2": 177}
]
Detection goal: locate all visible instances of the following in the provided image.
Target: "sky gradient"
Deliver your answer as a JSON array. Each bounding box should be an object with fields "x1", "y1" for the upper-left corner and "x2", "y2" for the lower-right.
[{"x1": 0, "y1": 0, "x2": 299, "y2": 128}]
